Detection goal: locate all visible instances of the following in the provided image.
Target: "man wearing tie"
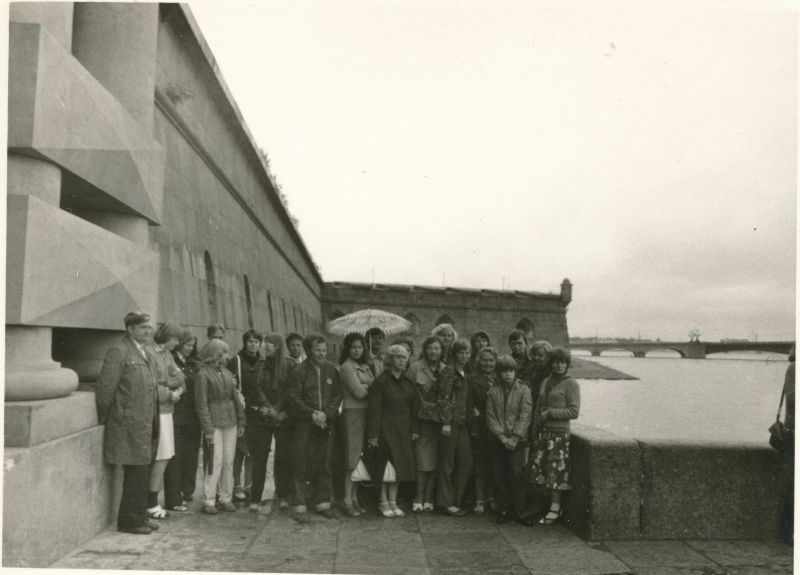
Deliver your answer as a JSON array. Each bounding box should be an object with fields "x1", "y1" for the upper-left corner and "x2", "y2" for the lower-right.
[{"x1": 96, "y1": 312, "x2": 161, "y2": 534}]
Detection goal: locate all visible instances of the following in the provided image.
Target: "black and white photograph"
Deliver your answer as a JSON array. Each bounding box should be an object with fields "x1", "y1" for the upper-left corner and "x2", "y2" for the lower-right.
[{"x1": 2, "y1": 0, "x2": 796, "y2": 573}]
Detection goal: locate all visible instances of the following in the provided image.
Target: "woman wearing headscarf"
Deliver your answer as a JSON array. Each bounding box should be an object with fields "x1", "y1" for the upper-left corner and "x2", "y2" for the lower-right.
[
  {"x1": 163, "y1": 330, "x2": 200, "y2": 510},
  {"x1": 431, "y1": 324, "x2": 457, "y2": 365},
  {"x1": 530, "y1": 347, "x2": 580, "y2": 525},
  {"x1": 338, "y1": 332, "x2": 374, "y2": 516},
  {"x1": 467, "y1": 346, "x2": 497, "y2": 515},
  {"x1": 407, "y1": 336, "x2": 445, "y2": 512},
  {"x1": 146, "y1": 321, "x2": 186, "y2": 520},
  {"x1": 436, "y1": 338, "x2": 473, "y2": 516},
  {"x1": 195, "y1": 339, "x2": 246, "y2": 514},
  {"x1": 257, "y1": 334, "x2": 294, "y2": 512},
  {"x1": 367, "y1": 344, "x2": 419, "y2": 517}
]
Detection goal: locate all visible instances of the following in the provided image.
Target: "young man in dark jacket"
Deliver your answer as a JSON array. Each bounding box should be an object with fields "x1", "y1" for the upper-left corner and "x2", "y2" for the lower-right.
[{"x1": 286, "y1": 334, "x2": 341, "y2": 521}]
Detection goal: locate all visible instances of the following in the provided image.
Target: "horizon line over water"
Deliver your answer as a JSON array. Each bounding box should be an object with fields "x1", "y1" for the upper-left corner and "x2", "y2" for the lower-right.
[{"x1": 576, "y1": 354, "x2": 789, "y2": 445}]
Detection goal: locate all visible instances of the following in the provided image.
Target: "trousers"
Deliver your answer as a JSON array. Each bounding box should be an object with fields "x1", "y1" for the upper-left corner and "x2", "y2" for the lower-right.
[
  {"x1": 436, "y1": 423, "x2": 473, "y2": 508},
  {"x1": 204, "y1": 426, "x2": 237, "y2": 504},
  {"x1": 490, "y1": 436, "x2": 528, "y2": 514},
  {"x1": 118, "y1": 464, "x2": 150, "y2": 529},
  {"x1": 292, "y1": 420, "x2": 333, "y2": 512},
  {"x1": 163, "y1": 422, "x2": 201, "y2": 507}
]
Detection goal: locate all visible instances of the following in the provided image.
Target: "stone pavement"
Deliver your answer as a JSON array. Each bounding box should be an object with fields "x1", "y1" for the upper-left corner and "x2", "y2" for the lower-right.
[{"x1": 51, "y1": 502, "x2": 793, "y2": 574}]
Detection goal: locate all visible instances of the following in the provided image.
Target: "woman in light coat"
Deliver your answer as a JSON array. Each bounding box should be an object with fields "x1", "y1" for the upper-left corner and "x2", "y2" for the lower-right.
[{"x1": 338, "y1": 332, "x2": 374, "y2": 516}]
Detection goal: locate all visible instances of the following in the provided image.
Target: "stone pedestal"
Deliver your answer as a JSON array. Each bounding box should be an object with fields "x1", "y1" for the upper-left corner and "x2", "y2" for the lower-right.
[{"x1": 5, "y1": 326, "x2": 78, "y2": 402}]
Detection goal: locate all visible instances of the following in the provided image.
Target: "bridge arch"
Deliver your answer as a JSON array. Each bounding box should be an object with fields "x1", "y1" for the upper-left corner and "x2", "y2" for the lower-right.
[
  {"x1": 597, "y1": 348, "x2": 635, "y2": 357},
  {"x1": 643, "y1": 348, "x2": 686, "y2": 358}
]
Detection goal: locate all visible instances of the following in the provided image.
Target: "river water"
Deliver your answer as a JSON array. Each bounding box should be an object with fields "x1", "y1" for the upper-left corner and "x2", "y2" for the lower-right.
[{"x1": 574, "y1": 352, "x2": 790, "y2": 445}]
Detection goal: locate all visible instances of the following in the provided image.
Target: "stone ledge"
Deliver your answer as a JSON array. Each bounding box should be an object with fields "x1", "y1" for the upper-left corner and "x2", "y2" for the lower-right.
[
  {"x1": 3, "y1": 425, "x2": 112, "y2": 567},
  {"x1": 5, "y1": 391, "x2": 98, "y2": 447},
  {"x1": 567, "y1": 425, "x2": 786, "y2": 540},
  {"x1": 566, "y1": 424, "x2": 642, "y2": 540}
]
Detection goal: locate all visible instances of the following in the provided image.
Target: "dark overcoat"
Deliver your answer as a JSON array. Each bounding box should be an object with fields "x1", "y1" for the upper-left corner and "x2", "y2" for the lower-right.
[
  {"x1": 367, "y1": 370, "x2": 420, "y2": 482},
  {"x1": 96, "y1": 335, "x2": 159, "y2": 465}
]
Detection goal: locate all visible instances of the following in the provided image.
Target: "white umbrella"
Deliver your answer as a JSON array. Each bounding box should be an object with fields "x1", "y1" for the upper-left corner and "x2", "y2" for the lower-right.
[{"x1": 327, "y1": 309, "x2": 412, "y2": 337}]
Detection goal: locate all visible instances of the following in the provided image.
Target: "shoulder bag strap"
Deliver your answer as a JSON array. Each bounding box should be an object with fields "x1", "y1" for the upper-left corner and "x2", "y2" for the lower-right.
[{"x1": 776, "y1": 380, "x2": 787, "y2": 422}]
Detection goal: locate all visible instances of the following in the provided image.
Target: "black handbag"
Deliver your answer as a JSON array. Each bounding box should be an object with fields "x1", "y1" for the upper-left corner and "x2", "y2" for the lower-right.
[{"x1": 769, "y1": 384, "x2": 793, "y2": 453}]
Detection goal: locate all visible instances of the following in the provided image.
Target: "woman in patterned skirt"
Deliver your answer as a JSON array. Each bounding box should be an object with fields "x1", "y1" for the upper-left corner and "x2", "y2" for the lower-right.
[{"x1": 529, "y1": 347, "x2": 580, "y2": 525}]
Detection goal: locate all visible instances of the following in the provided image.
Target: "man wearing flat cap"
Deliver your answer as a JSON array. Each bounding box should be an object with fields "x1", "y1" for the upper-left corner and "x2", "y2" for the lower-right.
[{"x1": 96, "y1": 312, "x2": 161, "y2": 534}]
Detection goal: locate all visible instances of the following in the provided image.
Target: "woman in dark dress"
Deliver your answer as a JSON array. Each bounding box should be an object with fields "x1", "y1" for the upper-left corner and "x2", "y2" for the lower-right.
[{"x1": 367, "y1": 344, "x2": 420, "y2": 518}]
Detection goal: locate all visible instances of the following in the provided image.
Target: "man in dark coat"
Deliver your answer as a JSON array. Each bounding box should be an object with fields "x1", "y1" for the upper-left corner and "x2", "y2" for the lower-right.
[
  {"x1": 95, "y1": 312, "x2": 160, "y2": 534},
  {"x1": 286, "y1": 334, "x2": 341, "y2": 522}
]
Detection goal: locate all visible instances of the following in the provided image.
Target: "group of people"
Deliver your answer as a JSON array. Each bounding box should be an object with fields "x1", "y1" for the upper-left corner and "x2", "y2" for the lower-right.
[{"x1": 96, "y1": 313, "x2": 580, "y2": 535}]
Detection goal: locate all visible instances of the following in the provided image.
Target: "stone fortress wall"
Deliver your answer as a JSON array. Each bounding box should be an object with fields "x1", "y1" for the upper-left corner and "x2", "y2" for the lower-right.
[{"x1": 322, "y1": 280, "x2": 572, "y2": 357}]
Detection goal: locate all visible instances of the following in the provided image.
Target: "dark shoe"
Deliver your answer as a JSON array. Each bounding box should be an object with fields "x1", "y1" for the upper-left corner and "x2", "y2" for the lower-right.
[
  {"x1": 513, "y1": 513, "x2": 535, "y2": 527},
  {"x1": 496, "y1": 511, "x2": 510, "y2": 524},
  {"x1": 118, "y1": 524, "x2": 152, "y2": 535},
  {"x1": 219, "y1": 500, "x2": 237, "y2": 512},
  {"x1": 317, "y1": 508, "x2": 336, "y2": 519},
  {"x1": 440, "y1": 506, "x2": 467, "y2": 517},
  {"x1": 144, "y1": 519, "x2": 160, "y2": 531},
  {"x1": 202, "y1": 503, "x2": 218, "y2": 515}
]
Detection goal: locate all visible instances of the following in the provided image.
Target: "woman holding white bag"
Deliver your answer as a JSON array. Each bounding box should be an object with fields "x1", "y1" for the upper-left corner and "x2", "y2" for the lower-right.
[{"x1": 366, "y1": 344, "x2": 420, "y2": 517}]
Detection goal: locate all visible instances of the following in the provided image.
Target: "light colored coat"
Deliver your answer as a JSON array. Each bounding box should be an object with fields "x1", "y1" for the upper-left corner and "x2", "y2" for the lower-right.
[{"x1": 486, "y1": 379, "x2": 532, "y2": 441}]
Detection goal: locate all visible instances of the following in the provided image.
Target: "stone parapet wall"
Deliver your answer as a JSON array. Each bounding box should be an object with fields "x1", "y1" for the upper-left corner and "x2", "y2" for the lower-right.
[{"x1": 566, "y1": 424, "x2": 785, "y2": 540}]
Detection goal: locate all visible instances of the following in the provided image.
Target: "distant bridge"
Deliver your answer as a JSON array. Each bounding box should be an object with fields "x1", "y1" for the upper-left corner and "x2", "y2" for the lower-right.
[{"x1": 570, "y1": 341, "x2": 794, "y2": 359}]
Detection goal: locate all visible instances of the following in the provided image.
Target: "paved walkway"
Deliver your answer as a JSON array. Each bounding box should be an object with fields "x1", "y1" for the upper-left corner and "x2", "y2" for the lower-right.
[{"x1": 51, "y1": 502, "x2": 792, "y2": 574}]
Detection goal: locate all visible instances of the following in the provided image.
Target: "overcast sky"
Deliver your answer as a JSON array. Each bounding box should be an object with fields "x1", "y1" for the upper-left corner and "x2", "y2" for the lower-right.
[{"x1": 189, "y1": 0, "x2": 796, "y2": 341}]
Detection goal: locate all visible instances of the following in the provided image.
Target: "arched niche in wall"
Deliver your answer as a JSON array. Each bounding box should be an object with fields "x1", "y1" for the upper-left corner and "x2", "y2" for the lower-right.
[
  {"x1": 404, "y1": 312, "x2": 421, "y2": 335},
  {"x1": 516, "y1": 317, "x2": 535, "y2": 342},
  {"x1": 244, "y1": 274, "x2": 254, "y2": 328},
  {"x1": 204, "y1": 251, "x2": 219, "y2": 323}
]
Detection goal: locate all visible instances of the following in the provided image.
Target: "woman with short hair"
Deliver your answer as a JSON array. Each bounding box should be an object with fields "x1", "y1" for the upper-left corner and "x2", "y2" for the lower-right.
[
  {"x1": 147, "y1": 321, "x2": 186, "y2": 519},
  {"x1": 436, "y1": 338, "x2": 473, "y2": 516},
  {"x1": 195, "y1": 339, "x2": 246, "y2": 514},
  {"x1": 338, "y1": 332, "x2": 374, "y2": 516},
  {"x1": 467, "y1": 346, "x2": 497, "y2": 515},
  {"x1": 367, "y1": 344, "x2": 419, "y2": 517},
  {"x1": 529, "y1": 341, "x2": 553, "y2": 407},
  {"x1": 530, "y1": 347, "x2": 580, "y2": 524},
  {"x1": 407, "y1": 337, "x2": 446, "y2": 512},
  {"x1": 466, "y1": 331, "x2": 491, "y2": 377}
]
